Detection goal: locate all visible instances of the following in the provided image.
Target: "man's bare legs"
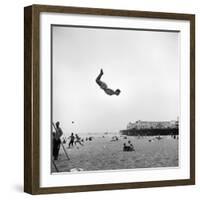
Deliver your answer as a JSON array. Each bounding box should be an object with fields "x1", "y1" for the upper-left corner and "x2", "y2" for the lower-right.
[{"x1": 96, "y1": 69, "x2": 104, "y2": 85}]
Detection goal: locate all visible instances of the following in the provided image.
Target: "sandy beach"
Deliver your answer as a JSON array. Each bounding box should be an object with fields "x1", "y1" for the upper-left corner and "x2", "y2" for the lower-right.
[{"x1": 52, "y1": 134, "x2": 178, "y2": 173}]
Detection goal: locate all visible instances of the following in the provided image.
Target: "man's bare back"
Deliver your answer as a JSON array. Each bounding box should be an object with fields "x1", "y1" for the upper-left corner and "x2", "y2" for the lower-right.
[{"x1": 95, "y1": 69, "x2": 121, "y2": 96}]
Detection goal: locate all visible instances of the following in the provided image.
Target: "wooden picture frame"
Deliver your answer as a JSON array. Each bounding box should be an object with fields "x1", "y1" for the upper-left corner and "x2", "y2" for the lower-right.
[{"x1": 24, "y1": 4, "x2": 195, "y2": 194}]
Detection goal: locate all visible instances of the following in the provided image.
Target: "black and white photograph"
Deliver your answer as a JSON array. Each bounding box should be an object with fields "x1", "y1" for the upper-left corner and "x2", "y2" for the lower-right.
[{"x1": 51, "y1": 25, "x2": 179, "y2": 173}]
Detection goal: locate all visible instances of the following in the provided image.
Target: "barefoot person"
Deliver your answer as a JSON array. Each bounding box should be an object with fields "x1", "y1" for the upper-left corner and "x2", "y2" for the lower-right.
[{"x1": 96, "y1": 69, "x2": 121, "y2": 96}]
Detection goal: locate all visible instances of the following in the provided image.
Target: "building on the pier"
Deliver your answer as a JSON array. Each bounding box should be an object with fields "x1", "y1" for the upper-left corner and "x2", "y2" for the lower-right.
[{"x1": 121, "y1": 120, "x2": 179, "y2": 136}]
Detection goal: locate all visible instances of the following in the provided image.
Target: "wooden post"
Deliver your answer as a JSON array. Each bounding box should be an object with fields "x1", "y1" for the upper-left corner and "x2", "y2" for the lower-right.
[{"x1": 52, "y1": 159, "x2": 59, "y2": 172}]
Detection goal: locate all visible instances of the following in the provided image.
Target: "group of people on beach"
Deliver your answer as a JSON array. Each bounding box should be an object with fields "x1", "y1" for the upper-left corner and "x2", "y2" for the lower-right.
[
  {"x1": 123, "y1": 140, "x2": 135, "y2": 152},
  {"x1": 52, "y1": 69, "x2": 122, "y2": 160},
  {"x1": 52, "y1": 121, "x2": 84, "y2": 160},
  {"x1": 68, "y1": 133, "x2": 84, "y2": 147},
  {"x1": 52, "y1": 121, "x2": 138, "y2": 161}
]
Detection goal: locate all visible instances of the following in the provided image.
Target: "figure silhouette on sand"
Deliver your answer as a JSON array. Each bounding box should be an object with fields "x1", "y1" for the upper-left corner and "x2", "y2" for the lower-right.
[
  {"x1": 95, "y1": 69, "x2": 121, "y2": 96},
  {"x1": 52, "y1": 121, "x2": 63, "y2": 160}
]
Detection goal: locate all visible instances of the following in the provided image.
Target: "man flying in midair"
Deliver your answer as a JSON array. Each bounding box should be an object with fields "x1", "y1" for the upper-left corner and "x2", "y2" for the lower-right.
[{"x1": 95, "y1": 69, "x2": 121, "y2": 96}]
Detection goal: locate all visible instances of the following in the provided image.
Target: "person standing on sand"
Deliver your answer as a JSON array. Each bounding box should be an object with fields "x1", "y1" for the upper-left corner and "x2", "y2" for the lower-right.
[
  {"x1": 68, "y1": 133, "x2": 75, "y2": 148},
  {"x1": 52, "y1": 132, "x2": 61, "y2": 160},
  {"x1": 95, "y1": 69, "x2": 121, "y2": 96},
  {"x1": 52, "y1": 121, "x2": 63, "y2": 160}
]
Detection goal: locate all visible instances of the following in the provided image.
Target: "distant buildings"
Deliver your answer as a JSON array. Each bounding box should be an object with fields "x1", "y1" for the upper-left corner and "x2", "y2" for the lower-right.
[
  {"x1": 121, "y1": 120, "x2": 179, "y2": 136},
  {"x1": 127, "y1": 120, "x2": 178, "y2": 130}
]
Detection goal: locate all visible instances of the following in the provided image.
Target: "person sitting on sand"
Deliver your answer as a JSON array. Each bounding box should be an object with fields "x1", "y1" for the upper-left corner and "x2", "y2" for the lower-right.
[
  {"x1": 130, "y1": 143, "x2": 135, "y2": 151},
  {"x1": 74, "y1": 134, "x2": 84, "y2": 146},
  {"x1": 128, "y1": 140, "x2": 135, "y2": 151},
  {"x1": 110, "y1": 136, "x2": 119, "y2": 142},
  {"x1": 123, "y1": 143, "x2": 129, "y2": 151},
  {"x1": 68, "y1": 133, "x2": 75, "y2": 148},
  {"x1": 88, "y1": 137, "x2": 93, "y2": 141},
  {"x1": 123, "y1": 141, "x2": 135, "y2": 152},
  {"x1": 96, "y1": 69, "x2": 121, "y2": 96}
]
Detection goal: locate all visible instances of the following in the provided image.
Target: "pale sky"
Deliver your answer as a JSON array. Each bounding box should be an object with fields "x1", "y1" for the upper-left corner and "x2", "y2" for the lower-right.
[{"x1": 52, "y1": 25, "x2": 179, "y2": 134}]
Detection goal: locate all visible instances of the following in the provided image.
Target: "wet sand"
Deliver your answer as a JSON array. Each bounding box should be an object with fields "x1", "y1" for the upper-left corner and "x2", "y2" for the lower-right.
[{"x1": 52, "y1": 135, "x2": 178, "y2": 173}]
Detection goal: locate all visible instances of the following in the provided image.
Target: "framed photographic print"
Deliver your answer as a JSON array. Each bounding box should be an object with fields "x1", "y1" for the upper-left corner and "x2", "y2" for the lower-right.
[{"x1": 24, "y1": 4, "x2": 195, "y2": 194}]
